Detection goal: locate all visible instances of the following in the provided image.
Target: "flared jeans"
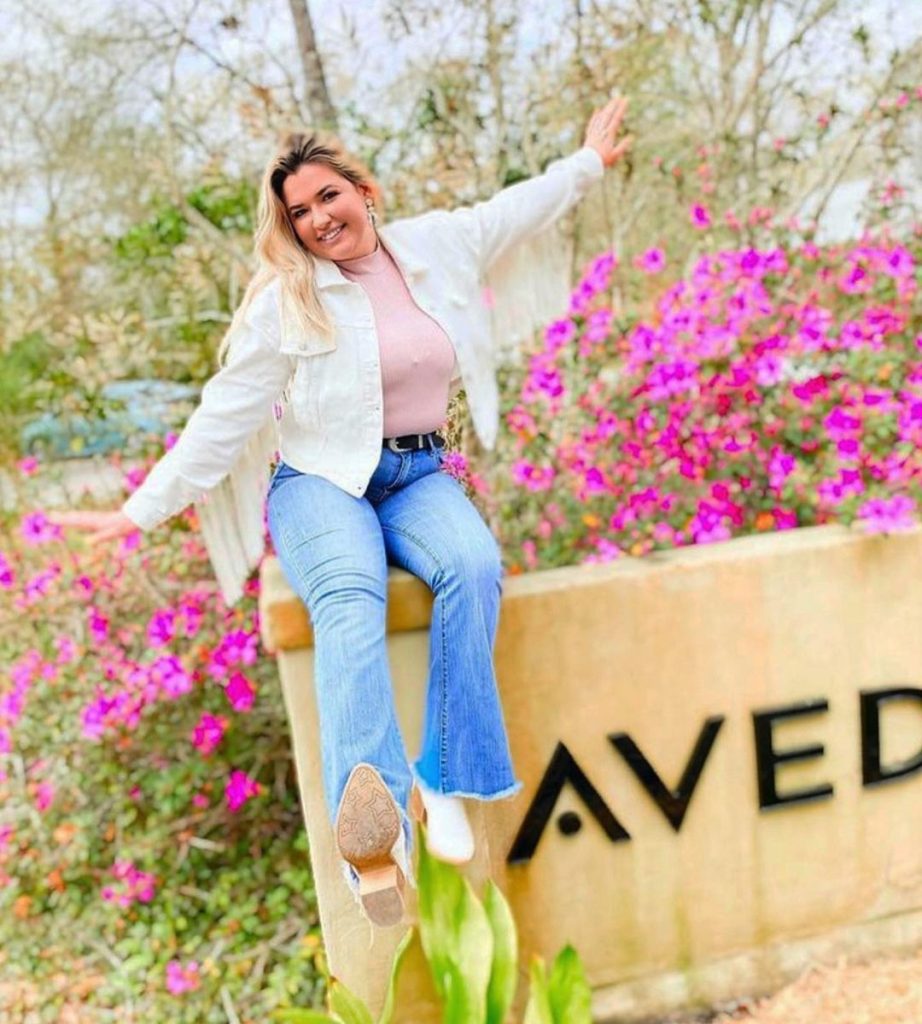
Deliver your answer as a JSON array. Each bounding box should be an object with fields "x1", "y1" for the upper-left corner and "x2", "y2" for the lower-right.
[{"x1": 265, "y1": 436, "x2": 522, "y2": 854}]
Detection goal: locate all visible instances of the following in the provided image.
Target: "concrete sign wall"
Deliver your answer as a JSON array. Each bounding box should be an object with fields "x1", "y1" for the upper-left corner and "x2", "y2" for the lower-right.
[{"x1": 260, "y1": 523, "x2": 922, "y2": 1021}]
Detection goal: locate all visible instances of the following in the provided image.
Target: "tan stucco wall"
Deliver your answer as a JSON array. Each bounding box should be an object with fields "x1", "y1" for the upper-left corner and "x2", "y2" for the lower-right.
[{"x1": 259, "y1": 523, "x2": 922, "y2": 1021}]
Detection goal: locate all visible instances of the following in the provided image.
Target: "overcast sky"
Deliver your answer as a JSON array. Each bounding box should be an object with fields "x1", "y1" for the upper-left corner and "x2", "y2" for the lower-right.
[{"x1": 0, "y1": 0, "x2": 919, "y2": 243}]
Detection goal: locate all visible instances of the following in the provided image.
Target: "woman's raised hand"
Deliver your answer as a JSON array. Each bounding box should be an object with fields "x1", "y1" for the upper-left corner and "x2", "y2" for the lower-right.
[
  {"x1": 46, "y1": 509, "x2": 139, "y2": 547},
  {"x1": 583, "y1": 94, "x2": 633, "y2": 168}
]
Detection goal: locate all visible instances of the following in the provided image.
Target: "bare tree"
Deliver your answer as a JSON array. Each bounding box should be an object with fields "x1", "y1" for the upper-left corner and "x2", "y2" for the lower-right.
[{"x1": 287, "y1": 0, "x2": 339, "y2": 130}]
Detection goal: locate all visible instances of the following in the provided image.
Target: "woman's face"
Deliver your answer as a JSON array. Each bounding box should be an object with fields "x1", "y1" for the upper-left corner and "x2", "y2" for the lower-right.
[{"x1": 282, "y1": 163, "x2": 378, "y2": 261}]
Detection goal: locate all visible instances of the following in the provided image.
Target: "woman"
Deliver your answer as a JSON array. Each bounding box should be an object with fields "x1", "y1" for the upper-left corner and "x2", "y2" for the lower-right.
[{"x1": 50, "y1": 96, "x2": 632, "y2": 927}]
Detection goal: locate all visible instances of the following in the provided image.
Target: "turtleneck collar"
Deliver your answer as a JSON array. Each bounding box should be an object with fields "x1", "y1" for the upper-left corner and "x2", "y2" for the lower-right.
[{"x1": 334, "y1": 238, "x2": 390, "y2": 275}]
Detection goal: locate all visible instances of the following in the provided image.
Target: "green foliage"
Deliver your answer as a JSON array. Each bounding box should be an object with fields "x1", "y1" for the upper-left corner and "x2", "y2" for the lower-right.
[
  {"x1": 114, "y1": 202, "x2": 189, "y2": 266},
  {"x1": 0, "y1": 331, "x2": 54, "y2": 458},
  {"x1": 523, "y1": 947, "x2": 592, "y2": 1024},
  {"x1": 482, "y1": 881, "x2": 518, "y2": 1024},
  {"x1": 328, "y1": 979, "x2": 375, "y2": 1024},
  {"x1": 280, "y1": 824, "x2": 591, "y2": 1024},
  {"x1": 187, "y1": 177, "x2": 258, "y2": 233},
  {"x1": 416, "y1": 826, "x2": 495, "y2": 1022},
  {"x1": 112, "y1": 177, "x2": 255, "y2": 268}
]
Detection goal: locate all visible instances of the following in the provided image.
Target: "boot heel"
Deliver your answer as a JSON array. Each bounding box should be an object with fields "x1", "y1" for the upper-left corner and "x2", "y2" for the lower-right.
[{"x1": 358, "y1": 863, "x2": 406, "y2": 925}]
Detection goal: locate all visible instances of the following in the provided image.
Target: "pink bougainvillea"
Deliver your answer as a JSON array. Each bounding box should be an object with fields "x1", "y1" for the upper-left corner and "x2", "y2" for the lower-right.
[
  {"x1": 100, "y1": 858, "x2": 157, "y2": 908},
  {"x1": 225, "y1": 769, "x2": 262, "y2": 813},
  {"x1": 165, "y1": 959, "x2": 201, "y2": 995},
  {"x1": 501, "y1": 227, "x2": 920, "y2": 570}
]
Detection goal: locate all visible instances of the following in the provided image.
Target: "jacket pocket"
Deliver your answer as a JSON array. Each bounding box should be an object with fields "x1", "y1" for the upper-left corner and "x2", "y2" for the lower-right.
[{"x1": 278, "y1": 338, "x2": 323, "y2": 431}]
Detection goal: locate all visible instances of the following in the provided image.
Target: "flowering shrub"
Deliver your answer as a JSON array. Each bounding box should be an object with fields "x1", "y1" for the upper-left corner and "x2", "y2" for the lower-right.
[
  {"x1": 0, "y1": 454, "x2": 324, "y2": 1021},
  {"x1": 493, "y1": 223, "x2": 921, "y2": 573}
]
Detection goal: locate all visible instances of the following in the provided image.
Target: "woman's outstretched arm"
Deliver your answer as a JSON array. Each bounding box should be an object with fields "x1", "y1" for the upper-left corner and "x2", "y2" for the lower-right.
[
  {"x1": 49, "y1": 287, "x2": 292, "y2": 546},
  {"x1": 443, "y1": 94, "x2": 633, "y2": 274}
]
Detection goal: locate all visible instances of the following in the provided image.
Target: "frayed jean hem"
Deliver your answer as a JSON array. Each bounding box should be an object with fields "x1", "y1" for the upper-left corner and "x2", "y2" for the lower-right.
[{"x1": 411, "y1": 765, "x2": 524, "y2": 801}]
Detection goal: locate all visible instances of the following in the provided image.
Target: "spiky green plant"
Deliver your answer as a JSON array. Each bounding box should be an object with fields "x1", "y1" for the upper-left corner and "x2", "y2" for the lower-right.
[{"x1": 273, "y1": 823, "x2": 592, "y2": 1024}]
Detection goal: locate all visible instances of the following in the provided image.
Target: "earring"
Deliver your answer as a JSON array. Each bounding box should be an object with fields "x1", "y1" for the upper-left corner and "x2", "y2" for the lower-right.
[{"x1": 365, "y1": 199, "x2": 377, "y2": 226}]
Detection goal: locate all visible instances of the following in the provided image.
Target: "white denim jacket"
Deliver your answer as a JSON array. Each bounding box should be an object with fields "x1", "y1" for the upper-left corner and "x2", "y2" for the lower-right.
[{"x1": 122, "y1": 145, "x2": 605, "y2": 602}]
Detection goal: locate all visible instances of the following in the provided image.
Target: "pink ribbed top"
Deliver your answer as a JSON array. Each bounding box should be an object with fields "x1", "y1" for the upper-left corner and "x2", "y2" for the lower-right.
[{"x1": 335, "y1": 241, "x2": 456, "y2": 438}]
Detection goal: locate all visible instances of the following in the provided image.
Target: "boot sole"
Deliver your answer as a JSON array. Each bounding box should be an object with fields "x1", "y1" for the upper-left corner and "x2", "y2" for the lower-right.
[{"x1": 335, "y1": 764, "x2": 406, "y2": 927}]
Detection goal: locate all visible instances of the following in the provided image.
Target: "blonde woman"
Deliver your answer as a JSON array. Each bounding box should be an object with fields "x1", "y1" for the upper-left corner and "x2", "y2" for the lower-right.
[{"x1": 50, "y1": 96, "x2": 632, "y2": 927}]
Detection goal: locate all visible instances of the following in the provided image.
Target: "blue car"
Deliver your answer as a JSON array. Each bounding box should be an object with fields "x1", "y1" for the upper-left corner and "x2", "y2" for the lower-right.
[{"x1": 20, "y1": 379, "x2": 200, "y2": 459}]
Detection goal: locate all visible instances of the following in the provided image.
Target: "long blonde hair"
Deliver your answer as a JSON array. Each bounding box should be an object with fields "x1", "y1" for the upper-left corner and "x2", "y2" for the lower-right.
[{"x1": 218, "y1": 130, "x2": 384, "y2": 365}]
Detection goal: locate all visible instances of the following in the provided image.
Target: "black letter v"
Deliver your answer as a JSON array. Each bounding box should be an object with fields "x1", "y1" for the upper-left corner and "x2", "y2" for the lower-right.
[{"x1": 609, "y1": 715, "x2": 724, "y2": 831}]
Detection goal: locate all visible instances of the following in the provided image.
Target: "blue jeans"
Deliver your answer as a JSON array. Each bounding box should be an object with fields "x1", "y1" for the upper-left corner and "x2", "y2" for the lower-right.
[{"x1": 266, "y1": 438, "x2": 522, "y2": 853}]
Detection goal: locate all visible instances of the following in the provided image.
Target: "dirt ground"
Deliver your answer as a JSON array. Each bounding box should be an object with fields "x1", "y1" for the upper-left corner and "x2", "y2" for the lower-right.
[{"x1": 656, "y1": 948, "x2": 922, "y2": 1024}]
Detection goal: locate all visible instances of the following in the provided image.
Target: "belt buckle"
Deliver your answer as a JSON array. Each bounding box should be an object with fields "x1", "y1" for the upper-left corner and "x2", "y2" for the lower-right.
[{"x1": 386, "y1": 436, "x2": 410, "y2": 453}]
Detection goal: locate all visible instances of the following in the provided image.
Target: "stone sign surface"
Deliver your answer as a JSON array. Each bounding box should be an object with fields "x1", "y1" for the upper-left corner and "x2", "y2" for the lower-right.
[{"x1": 260, "y1": 523, "x2": 922, "y2": 1021}]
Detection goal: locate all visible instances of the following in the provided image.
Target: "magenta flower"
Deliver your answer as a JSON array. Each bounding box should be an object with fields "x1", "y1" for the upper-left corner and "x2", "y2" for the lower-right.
[
  {"x1": 147, "y1": 607, "x2": 176, "y2": 648},
  {"x1": 177, "y1": 597, "x2": 205, "y2": 638},
  {"x1": 224, "y1": 672, "x2": 255, "y2": 712},
  {"x1": 439, "y1": 450, "x2": 469, "y2": 479},
  {"x1": 191, "y1": 712, "x2": 228, "y2": 755},
  {"x1": 544, "y1": 318, "x2": 576, "y2": 352},
  {"x1": 823, "y1": 406, "x2": 861, "y2": 437},
  {"x1": 768, "y1": 450, "x2": 797, "y2": 489},
  {"x1": 54, "y1": 634, "x2": 78, "y2": 665},
  {"x1": 582, "y1": 309, "x2": 613, "y2": 350},
  {"x1": 150, "y1": 655, "x2": 193, "y2": 700},
  {"x1": 689, "y1": 203, "x2": 711, "y2": 229},
  {"x1": 635, "y1": 247, "x2": 666, "y2": 274},
  {"x1": 74, "y1": 575, "x2": 95, "y2": 597},
  {"x1": 20, "y1": 512, "x2": 62, "y2": 546},
  {"x1": 101, "y1": 859, "x2": 158, "y2": 908},
  {"x1": 165, "y1": 959, "x2": 201, "y2": 996},
  {"x1": 856, "y1": 495, "x2": 916, "y2": 534},
  {"x1": 839, "y1": 262, "x2": 871, "y2": 295},
  {"x1": 582, "y1": 538, "x2": 623, "y2": 564},
  {"x1": 34, "y1": 781, "x2": 55, "y2": 813},
  {"x1": 225, "y1": 769, "x2": 261, "y2": 812},
  {"x1": 87, "y1": 607, "x2": 110, "y2": 644},
  {"x1": 883, "y1": 246, "x2": 913, "y2": 278},
  {"x1": 206, "y1": 629, "x2": 259, "y2": 680},
  {"x1": 511, "y1": 460, "x2": 555, "y2": 492},
  {"x1": 17, "y1": 456, "x2": 39, "y2": 476}
]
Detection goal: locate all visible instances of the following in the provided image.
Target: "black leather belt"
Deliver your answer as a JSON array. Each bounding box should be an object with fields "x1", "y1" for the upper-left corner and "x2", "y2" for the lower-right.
[{"x1": 383, "y1": 431, "x2": 445, "y2": 453}]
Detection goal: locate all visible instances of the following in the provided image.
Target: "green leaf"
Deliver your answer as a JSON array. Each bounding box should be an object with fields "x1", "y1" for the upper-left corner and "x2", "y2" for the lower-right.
[
  {"x1": 482, "y1": 881, "x2": 518, "y2": 1024},
  {"x1": 328, "y1": 977, "x2": 374, "y2": 1024},
  {"x1": 547, "y1": 945, "x2": 592, "y2": 1024},
  {"x1": 376, "y1": 927, "x2": 415, "y2": 1024},
  {"x1": 522, "y1": 956, "x2": 552, "y2": 1024},
  {"x1": 271, "y1": 1011, "x2": 335, "y2": 1023},
  {"x1": 416, "y1": 823, "x2": 494, "y2": 1024}
]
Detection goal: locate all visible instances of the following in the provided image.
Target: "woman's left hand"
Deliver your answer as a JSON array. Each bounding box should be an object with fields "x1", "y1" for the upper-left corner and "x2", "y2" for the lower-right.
[{"x1": 583, "y1": 94, "x2": 633, "y2": 168}]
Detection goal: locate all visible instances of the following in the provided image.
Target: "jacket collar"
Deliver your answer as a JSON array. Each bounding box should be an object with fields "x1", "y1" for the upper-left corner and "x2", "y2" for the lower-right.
[{"x1": 311, "y1": 224, "x2": 427, "y2": 289}]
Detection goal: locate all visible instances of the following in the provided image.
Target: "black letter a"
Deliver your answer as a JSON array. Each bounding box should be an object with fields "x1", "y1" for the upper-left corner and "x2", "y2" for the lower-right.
[{"x1": 507, "y1": 742, "x2": 628, "y2": 865}]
